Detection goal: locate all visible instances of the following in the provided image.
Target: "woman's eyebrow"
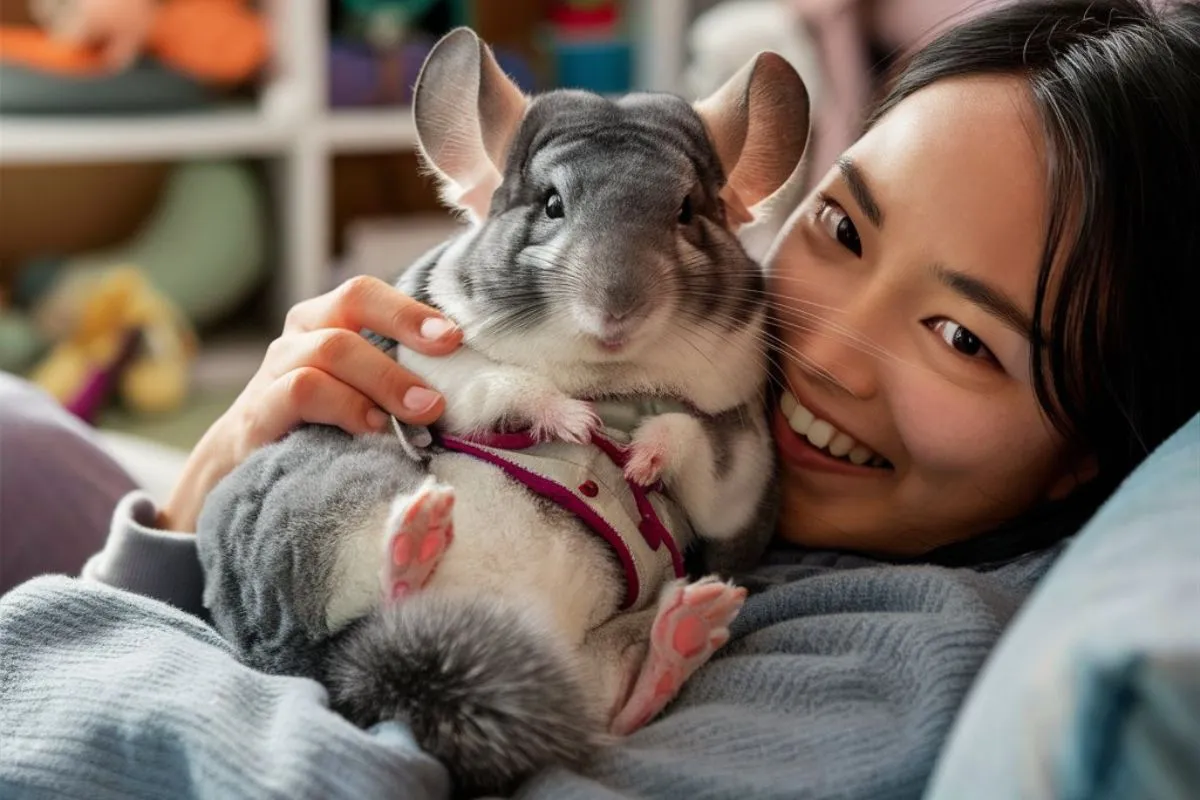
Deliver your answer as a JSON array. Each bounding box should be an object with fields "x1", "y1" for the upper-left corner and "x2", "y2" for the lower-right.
[
  {"x1": 932, "y1": 264, "x2": 1033, "y2": 338},
  {"x1": 835, "y1": 157, "x2": 883, "y2": 228}
]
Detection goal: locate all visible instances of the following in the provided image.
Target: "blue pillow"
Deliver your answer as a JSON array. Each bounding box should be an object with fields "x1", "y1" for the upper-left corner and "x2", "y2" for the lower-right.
[{"x1": 924, "y1": 413, "x2": 1200, "y2": 800}]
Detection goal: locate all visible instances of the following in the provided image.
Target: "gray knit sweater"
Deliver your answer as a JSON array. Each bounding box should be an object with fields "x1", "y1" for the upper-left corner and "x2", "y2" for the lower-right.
[{"x1": 0, "y1": 491, "x2": 1061, "y2": 800}]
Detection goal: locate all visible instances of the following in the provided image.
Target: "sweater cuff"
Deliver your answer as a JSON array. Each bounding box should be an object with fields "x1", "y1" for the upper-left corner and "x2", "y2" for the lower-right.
[{"x1": 81, "y1": 490, "x2": 206, "y2": 617}]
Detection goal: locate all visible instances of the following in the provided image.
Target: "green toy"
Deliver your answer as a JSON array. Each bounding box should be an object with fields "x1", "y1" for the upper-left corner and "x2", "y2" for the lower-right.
[
  {"x1": 0, "y1": 306, "x2": 46, "y2": 373},
  {"x1": 1, "y1": 159, "x2": 267, "y2": 415},
  {"x1": 21, "y1": 159, "x2": 267, "y2": 337},
  {"x1": 340, "y1": 0, "x2": 440, "y2": 49}
]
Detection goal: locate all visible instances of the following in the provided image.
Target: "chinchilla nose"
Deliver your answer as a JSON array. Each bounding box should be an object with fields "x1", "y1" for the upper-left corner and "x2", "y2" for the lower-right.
[{"x1": 602, "y1": 284, "x2": 645, "y2": 323}]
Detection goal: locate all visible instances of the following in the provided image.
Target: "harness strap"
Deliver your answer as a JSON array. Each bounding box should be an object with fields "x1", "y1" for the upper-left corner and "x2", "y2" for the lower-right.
[{"x1": 438, "y1": 429, "x2": 687, "y2": 611}]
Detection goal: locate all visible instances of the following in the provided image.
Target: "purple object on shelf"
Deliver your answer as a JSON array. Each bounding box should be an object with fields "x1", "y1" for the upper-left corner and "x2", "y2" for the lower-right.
[
  {"x1": 328, "y1": 37, "x2": 540, "y2": 109},
  {"x1": 328, "y1": 44, "x2": 377, "y2": 107},
  {"x1": 328, "y1": 39, "x2": 430, "y2": 107}
]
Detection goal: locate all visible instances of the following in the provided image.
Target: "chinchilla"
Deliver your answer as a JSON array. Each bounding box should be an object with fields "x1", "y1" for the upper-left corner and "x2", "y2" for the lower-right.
[{"x1": 197, "y1": 27, "x2": 808, "y2": 798}]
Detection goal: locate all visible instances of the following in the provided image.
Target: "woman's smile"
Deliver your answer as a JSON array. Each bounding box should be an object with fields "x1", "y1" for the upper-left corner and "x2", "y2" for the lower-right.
[{"x1": 773, "y1": 388, "x2": 893, "y2": 476}]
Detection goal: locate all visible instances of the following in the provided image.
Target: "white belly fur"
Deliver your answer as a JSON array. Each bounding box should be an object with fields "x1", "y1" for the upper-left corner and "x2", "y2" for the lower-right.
[{"x1": 324, "y1": 453, "x2": 625, "y2": 645}]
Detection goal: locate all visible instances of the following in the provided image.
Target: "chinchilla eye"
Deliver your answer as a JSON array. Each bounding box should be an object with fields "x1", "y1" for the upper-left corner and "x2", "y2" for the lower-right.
[
  {"x1": 545, "y1": 191, "x2": 565, "y2": 220},
  {"x1": 678, "y1": 196, "x2": 693, "y2": 225}
]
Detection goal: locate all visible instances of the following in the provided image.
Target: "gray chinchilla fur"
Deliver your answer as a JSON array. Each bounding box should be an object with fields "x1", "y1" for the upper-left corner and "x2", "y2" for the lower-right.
[{"x1": 197, "y1": 26, "x2": 809, "y2": 798}]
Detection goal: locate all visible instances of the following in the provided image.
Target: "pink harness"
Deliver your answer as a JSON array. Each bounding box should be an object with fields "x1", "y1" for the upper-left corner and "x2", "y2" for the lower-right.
[{"x1": 436, "y1": 429, "x2": 688, "y2": 611}]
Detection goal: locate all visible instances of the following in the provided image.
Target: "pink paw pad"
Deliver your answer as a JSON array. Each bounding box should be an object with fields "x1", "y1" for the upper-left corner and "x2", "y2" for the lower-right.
[
  {"x1": 609, "y1": 578, "x2": 747, "y2": 736},
  {"x1": 380, "y1": 483, "x2": 455, "y2": 601},
  {"x1": 671, "y1": 615, "x2": 708, "y2": 659}
]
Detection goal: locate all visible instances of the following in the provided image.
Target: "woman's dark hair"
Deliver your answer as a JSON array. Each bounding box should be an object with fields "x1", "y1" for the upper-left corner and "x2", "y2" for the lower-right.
[{"x1": 872, "y1": 0, "x2": 1200, "y2": 496}]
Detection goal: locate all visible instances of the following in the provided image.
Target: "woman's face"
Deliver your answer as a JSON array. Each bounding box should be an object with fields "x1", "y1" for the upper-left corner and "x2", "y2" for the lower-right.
[{"x1": 767, "y1": 75, "x2": 1090, "y2": 555}]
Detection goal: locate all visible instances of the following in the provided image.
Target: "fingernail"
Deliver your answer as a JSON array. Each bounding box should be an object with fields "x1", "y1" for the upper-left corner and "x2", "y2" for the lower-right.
[
  {"x1": 419, "y1": 317, "x2": 457, "y2": 340},
  {"x1": 403, "y1": 386, "x2": 441, "y2": 412},
  {"x1": 367, "y1": 408, "x2": 389, "y2": 430}
]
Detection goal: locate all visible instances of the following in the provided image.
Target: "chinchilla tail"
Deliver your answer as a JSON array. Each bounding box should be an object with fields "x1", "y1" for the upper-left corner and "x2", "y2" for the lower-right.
[{"x1": 325, "y1": 590, "x2": 599, "y2": 796}]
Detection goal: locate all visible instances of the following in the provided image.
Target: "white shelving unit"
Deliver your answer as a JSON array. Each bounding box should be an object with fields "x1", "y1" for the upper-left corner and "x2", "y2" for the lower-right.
[
  {"x1": 0, "y1": 1, "x2": 690, "y2": 320},
  {"x1": 0, "y1": 109, "x2": 292, "y2": 162}
]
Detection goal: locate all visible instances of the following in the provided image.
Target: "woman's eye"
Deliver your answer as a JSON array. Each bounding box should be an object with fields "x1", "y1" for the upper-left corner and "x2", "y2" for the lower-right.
[
  {"x1": 545, "y1": 190, "x2": 564, "y2": 220},
  {"x1": 929, "y1": 319, "x2": 996, "y2": 363},
  {"x1": 678, "y1": 196, "x2": 694, "y2": 225},
  {"x1": 815, "y1": 195, "x2": 862, "y2": 257}
]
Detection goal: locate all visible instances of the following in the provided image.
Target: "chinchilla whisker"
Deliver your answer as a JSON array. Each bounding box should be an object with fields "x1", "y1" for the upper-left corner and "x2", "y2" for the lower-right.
[
  {"x1": 674, "y1": 316, "x2": 847, "y2": 398},
  {"x1": 662, "y1": 324, "x2": 724, "y2": 376},
  {"x1": 671, "y1": 283, "x2": 849, "y2": 317},
  {"x1": 765, "y1": 316, "x2": 927, "y2": 373},
  {"x1": 744, "y1": 327, "x2": 853, "y2": 389},
  {"x1": 476, "y1": 308, "x2": 550, "y2": 338},
  {"x1": 765, "y1": 314, "x2": 899, "y2": 363},
  {"x1": 667, "y1": 283, "x2": 855, "y2": 325},
  {"x1": 670, "y1": 287, "x2": 907, "y2": 365},
  {"x1": 666, "y1": 287, "x2": 897, "y2": 365},
  {"x1": 679, "y1": 313, "x2": 847, "y2": 389}
]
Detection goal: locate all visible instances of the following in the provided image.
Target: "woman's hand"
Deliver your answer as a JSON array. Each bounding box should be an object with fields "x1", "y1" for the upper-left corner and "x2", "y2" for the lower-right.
[{"x1": 160, "y1": 276, "x2": 463, "y2": 532}]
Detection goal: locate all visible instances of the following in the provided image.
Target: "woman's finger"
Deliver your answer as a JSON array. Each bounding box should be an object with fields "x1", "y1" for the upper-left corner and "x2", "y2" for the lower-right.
[
  {"x1": 243, "y1": 368, "x2": 390, "y2": 449},
  {"x1": 283, "y1": 275, "x2": 462, "y2": 356},
  {"x1": 261, "y1": 329, "x2": 445, "y2": 425}
]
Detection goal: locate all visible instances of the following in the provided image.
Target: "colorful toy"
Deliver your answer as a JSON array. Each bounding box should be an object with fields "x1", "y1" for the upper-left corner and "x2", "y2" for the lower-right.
[
  {"x1": 340, "y1": 0, "x2": 441, "y2": 50},
  {"x1": 327, "y1": 0, "x2": 436, "y2": 105},
  {"x1": 28, "y1": 266, "x2": 197, "y2": 421},
  {"x1": 0, "y1": 0, "x2": 269, "y2": 86},
  {"x1": 6, "y1": 160, "x2": 267, "y2": 418},
  {"x1": 20, "y1": 160, "x2": 268, "y2": 332},
  {"x1": 327, "y1": 0, "x2": 543, "y2": 107},
  {"x1": 547, "y1": 0, "x2": 631, "y2": 94},
  {"x1": 27, "y1": 0, "x2": 156, "y2": 73},
  {"x1": 329, "y1": 37, "x2": 538, "y2": 108},
  {"x1": 329, "y1": 38, "x2": 431, "y2": 108}
]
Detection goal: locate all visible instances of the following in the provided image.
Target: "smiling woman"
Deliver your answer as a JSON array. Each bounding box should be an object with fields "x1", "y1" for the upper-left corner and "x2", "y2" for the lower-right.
[
  {"x1": 767, "y1": 0, "x2": 1200, "y2": 560},
  {"x1": 1, "y1": 2, "x2": 1198, "y2": 800}
]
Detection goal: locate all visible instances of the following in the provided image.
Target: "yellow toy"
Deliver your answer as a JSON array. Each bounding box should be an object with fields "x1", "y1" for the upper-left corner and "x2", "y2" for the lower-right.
[{"x1": 29, "y1": 266, "x2": 196, "y2": 420}]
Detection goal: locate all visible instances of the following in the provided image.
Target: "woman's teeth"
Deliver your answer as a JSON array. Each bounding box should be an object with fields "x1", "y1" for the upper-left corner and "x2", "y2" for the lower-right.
[{"x1": 781, "y1": 391, "x2": 888, "y2": 467}]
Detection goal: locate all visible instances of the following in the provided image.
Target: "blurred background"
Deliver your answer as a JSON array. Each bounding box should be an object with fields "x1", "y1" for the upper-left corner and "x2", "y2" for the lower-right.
[{"x1": 0, "y1": 0, "x2": 993, "y2": 466}]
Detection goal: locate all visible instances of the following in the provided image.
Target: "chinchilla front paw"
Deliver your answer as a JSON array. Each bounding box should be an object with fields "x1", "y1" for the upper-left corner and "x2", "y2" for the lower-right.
[
  {"x1": 528, "y1": 394, "x2": 601, "y2": 444},
  {"x1": 624, "y1": 412, "x2": 696, "y2": 486}
]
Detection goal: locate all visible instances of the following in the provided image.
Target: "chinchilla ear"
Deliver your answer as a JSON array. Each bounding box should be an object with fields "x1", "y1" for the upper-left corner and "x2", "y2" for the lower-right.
[
  {"x1": 694, "y1": 52, "x2": 810, "y2": 228},
  {"x1": 413, "y1": 28, "x2": 529, "y2": 222}
]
